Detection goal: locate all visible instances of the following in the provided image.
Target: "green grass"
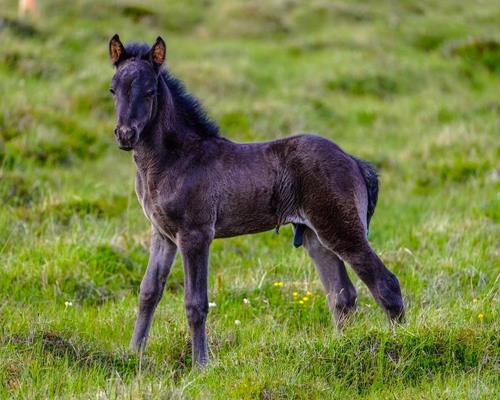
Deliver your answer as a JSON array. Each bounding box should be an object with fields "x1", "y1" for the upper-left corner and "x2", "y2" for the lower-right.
[{"x1": 1, "y1": 0, "x2": 499, "y2": 398}]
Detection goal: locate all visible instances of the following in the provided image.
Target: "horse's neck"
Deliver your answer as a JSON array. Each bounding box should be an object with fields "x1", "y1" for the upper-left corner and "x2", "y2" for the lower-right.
[
  {"x1": 133, "y1": 91, "x2": 183, "y2": 173},
  {"x1": 133, "y1": 83, "x2": 210, "y2": 178},
  {"x1": 132, "y1": 124, "x2": 199, "y2": 176},
  {"x1": 133, "y1": 134, "x2": 167, "y2": 174}
]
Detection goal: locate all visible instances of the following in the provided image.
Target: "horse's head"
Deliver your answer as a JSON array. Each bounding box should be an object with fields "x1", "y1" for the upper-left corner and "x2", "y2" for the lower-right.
[{"x1": 108, "y1": 34, "x2": 166, "y2": 151}]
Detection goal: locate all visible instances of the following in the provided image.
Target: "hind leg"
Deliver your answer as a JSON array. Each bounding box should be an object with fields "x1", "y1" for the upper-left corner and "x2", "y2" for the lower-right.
[
  {"x1": 342, "y1": 244, "x2": 404, "y2": 322},
  {"x1": 302, "y1": 228, "x2": 357, "y2": 326},
  {"x1": 309, "y1": 219, "x2": 404, "y2": 322}
]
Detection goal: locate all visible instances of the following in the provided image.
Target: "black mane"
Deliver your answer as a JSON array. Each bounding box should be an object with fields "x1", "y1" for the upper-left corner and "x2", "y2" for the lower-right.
[{"x1": 123, "y1": 43, "x2": 220, "y2": 138}]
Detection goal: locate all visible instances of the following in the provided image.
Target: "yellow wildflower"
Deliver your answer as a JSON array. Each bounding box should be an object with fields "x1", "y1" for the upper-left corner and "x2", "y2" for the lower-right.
[
  {"x1": 306, "y1": 291, "x2": 312, "y2": 296},
  {"x1": 302, "y1": 296, "x2": 309, "y2": 302},
  {"x1": 478, "y1": 313, "x2": 484, "y2": 320},
  {"x1": 298, "y1": 300, "x2": 304, "y2": 305},
  {"x1": 273, "y1": 281, "x2": 284, "y2": 287},
  {"x1": 292, "y1": 292, "x2": 298, "y2": 297},
  {"x1": 473, "y1": 298, "x2": 478, "y2": 303}
]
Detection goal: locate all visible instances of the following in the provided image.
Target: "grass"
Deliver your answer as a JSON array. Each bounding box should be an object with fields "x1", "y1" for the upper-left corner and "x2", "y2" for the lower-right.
[{"x1": 0, "y1": 0, "x2": 499, "y2": 398}]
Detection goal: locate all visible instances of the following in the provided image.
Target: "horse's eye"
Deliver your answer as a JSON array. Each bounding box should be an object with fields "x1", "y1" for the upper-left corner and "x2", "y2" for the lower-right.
[
  {"x1": 146, "y1": 90, "x2": 155, "y2": 97},
  {"x1": 109, "y1": 88, "x2": 115, "y2": 95}
]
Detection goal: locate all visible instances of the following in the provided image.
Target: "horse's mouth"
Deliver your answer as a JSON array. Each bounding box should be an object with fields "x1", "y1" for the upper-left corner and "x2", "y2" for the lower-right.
[
  {"x1": 118, "y1": 144, "x2": 134, "y2": 151},
  {"x1": 116, "y1": 135, "x2": 137, "y2": 151}
]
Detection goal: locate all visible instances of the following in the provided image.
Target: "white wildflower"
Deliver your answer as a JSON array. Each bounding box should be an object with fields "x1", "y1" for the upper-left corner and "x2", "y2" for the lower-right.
[
  {"x1": 234, "y1": 319, "x2": 241, "y2": 325},
  {"x1": 243, "y1": 298, "x2": 250, "y2": 305},
  {"x1": 64, "y1": 301, "x2": 73, "y2": 307},
  {"x1": 208, "y1": 302, "x2": 217, "y2": 308}
]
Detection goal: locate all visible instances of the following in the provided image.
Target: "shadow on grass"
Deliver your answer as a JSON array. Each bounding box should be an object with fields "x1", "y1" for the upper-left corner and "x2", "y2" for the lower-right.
[
  {"x1": 1, "y1": 329, "x2": 195, "y2": 384},
  {"x1": 2, "y1": 331, "x2": 138, "y2": 376}
]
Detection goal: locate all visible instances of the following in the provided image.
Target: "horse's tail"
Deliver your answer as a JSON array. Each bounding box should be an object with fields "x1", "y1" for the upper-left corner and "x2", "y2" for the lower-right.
[{"x1": 352, "y1": 157, "x2": 379, "y2": 228}]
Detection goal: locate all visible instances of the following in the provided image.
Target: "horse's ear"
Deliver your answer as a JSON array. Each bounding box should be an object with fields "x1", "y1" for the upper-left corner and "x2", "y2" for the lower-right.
[
  {"x1": 109, "y1": 34, "x2": 126, "y2": 67},
  {"x1": 150, "y1": 36, "x2": 166, "y2": 68}
]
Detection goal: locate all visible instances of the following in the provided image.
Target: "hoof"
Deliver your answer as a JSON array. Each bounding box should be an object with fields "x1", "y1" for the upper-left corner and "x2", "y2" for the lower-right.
[
  {"x1": 193, "y1": 358, "x2": 209, "y2": 369},
  {"x1": 330, "y1": 289, "x2": 357, "y2": 329},
  {"x1": 129, "y1": 337, "x2": 147, "y2": 354},
  {"x1": 333, "y1": 305, "x2": 356, "y2": 329},
  {"x1": 388, "y1": 305, "x2": 405, "y2": 324}
]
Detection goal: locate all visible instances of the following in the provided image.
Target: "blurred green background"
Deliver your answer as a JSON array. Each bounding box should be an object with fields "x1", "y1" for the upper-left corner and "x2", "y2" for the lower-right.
[{"x1": 0, "y1": 0, "x2": 499, "y2": 398}]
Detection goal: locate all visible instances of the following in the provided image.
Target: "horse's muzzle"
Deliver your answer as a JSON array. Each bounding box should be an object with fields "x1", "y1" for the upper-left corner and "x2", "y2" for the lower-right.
[{"x1": 114, "y1": 126, "x2": 138, "y2": 151}]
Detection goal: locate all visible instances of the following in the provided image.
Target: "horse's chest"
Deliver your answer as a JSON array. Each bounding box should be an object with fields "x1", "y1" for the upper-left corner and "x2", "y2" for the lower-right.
[{"x1": 137, "y1": 189, "x2": 180, "y2": 241}]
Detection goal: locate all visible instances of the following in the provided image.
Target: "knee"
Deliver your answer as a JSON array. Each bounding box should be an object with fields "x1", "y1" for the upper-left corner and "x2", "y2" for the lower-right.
[
  {"x1": 185, "y1": 301, "x2": 208, "y2": 327},
  {"x1": 139, "y1": 282, "x2": 161, "y2": 306}
]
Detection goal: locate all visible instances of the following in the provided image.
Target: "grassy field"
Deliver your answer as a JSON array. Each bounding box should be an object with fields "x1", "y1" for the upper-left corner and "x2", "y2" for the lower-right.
[{"x1": 1, "y1": 0, "x2": 499, "y2": 398}]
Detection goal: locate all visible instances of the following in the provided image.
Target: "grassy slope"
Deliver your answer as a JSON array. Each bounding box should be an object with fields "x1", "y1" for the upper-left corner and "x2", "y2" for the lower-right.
[{"x1": 0, "y1": 0, "x2": 499, "y2": 398}]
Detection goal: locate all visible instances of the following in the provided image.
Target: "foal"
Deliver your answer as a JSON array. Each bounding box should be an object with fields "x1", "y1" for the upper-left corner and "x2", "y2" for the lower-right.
[{"x1": 108, "y1": 35, "x2": 404, "y2": 366}]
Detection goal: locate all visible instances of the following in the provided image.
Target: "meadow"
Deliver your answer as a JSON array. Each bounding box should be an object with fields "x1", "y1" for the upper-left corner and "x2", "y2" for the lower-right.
[{"x1": 0, "y1": 0, "x2": 499, "y2": 398}]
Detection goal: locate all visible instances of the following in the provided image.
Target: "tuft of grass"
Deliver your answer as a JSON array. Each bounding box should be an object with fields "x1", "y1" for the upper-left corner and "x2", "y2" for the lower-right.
[
  {"x1": 325, "y1": 73, "x2": 409, "y2": 98},
  {"x1": 447, "y1": 37, "x2": 500, "y2": 74}
]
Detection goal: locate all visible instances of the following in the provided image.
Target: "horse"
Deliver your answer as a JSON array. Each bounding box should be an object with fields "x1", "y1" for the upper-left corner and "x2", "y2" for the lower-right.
[{"x1": 107, "y1": 34, "x2": 404, "y2": 367}]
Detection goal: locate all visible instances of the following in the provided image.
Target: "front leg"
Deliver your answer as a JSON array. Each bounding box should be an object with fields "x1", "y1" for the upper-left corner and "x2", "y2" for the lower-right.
[
  {"x1": 178, "y1": 229, "x2": 212, "y2": 367},
  {"x1": 130, "y1": 229, "x2": 177, "y2": 352}
]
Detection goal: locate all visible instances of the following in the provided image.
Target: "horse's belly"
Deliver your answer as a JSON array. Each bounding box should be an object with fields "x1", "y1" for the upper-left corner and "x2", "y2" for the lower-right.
[
  {"x1": 214, "y1": 207, "x2": 278, "y2": 238},
  {"x1": 214, "y1": 219, "x2": 277, "y2": 238}
]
